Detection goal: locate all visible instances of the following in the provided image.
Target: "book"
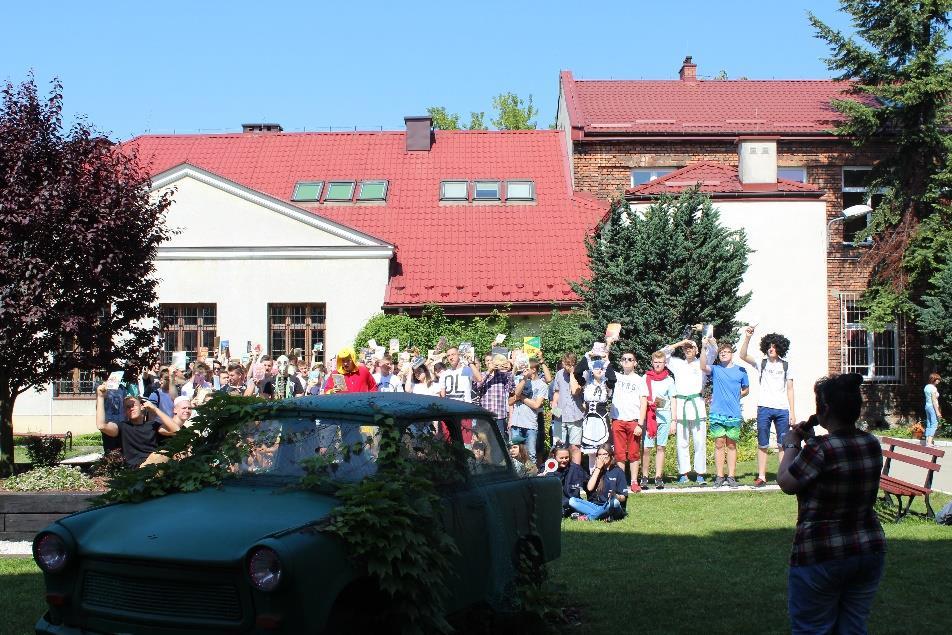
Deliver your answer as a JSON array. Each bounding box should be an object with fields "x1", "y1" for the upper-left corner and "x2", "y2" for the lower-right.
[
  {"x1": 389, "y1": 338, "x2": 400, "y2": 354},
  {"x1": 522, "y1": 336, "x2": 541, "y2": 359},
  {"x1": 494, "y1": 333, "x2": 507, "y2": 345},
  {"x1": 104, "y1": 370, "x2": 124, "y2": 391},
  {"x1": 171, "y1": 352, "x2": 188, "y2": 371},
  {"x1": 605, "y1": 322, "x2": 621, "y2": 341}
]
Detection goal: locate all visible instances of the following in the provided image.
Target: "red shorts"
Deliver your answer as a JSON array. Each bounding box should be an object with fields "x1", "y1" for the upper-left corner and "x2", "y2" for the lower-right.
[{"x1": 612, "y1": 419, "x2": 641, "y2": 462}]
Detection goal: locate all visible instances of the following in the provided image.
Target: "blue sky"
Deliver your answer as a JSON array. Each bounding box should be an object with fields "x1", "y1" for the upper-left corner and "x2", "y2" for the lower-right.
[{"x1": 1, "y1": 0, "x2": 855, "y2": 140}]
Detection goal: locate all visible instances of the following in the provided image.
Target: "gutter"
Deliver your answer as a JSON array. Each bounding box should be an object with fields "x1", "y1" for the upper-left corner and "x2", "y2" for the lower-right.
[{"x1": 626, "y1": 190, "x2": 825, "y2": 202}]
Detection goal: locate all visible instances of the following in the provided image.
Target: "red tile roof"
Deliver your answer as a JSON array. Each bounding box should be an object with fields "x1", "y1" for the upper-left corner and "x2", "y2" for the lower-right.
[
  {"x1": 561, "y1": 70, "x2": 872, "y2": 137},
  {"x1": 625, "y1": 162, "x2": 822, "y2": 198},
  {"x1": 124, "y1": 130, "x2": 606, "y2": 310}
]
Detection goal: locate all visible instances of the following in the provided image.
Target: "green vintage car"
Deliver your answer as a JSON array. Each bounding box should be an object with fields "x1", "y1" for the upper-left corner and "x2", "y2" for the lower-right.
[{"x1": 33, "y1": 393, "x2": 562, "y2": 634}]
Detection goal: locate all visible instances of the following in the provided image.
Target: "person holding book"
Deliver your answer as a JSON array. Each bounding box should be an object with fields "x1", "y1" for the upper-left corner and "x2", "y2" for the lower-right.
[
  {"x1": 700, "y1": 337, "x2": 750, "y2": 488},
  {"x1": 508, "y1": 360, "x2": 548, "y2": 464},
  {"x1": 551, "y1": 352, "x2": 586, "y2": 465},
  {"x1": 642, "y1": 351, "x2": 675, "y2": 489},
  {"x1": 610, "y1": 351, "x2": 647, "y2": 492},
  {"x1": 663, "y1": 336, "x2": 711, "y2": 485}
]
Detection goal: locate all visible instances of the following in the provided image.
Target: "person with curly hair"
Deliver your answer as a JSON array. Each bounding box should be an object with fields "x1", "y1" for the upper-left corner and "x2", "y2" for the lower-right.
[
  {"x1": 778, "y1": 374, "x2": 885, "y2": 634},
  {"x1": 740, "y1": 325, "x2": 795, "y2": 487}
]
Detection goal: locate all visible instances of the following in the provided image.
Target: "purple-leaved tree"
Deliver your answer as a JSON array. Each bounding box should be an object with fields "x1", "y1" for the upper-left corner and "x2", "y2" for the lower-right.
[{"x1": 0, "y1": 76, "x2": 173, "y2": 472}]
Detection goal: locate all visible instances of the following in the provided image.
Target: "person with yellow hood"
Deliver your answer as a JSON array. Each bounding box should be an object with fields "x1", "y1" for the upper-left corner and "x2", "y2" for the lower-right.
[{"x1": 322, "y1": 347, "x2": 377, "y2": 394}]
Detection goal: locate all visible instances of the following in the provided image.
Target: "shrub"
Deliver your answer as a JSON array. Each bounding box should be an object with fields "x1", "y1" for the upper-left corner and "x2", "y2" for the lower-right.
[
  {"x1": 24, "y1": 436, "x2": 65, "y2": 467},
  {"x1": 3, "y1": 466, "x2": 98, "y2": 492},
  {"x1": 92, "y1": 450, "x2": 126, "y2": 478}
]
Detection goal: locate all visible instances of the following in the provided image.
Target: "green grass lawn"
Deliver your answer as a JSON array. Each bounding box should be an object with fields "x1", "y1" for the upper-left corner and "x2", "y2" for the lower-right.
[
  {"x1": 2, "y1": 491, "x2": 949, "y2": 634},
  {"x1": 550, "y1": 491, "x2": 952, "y2": 634}
]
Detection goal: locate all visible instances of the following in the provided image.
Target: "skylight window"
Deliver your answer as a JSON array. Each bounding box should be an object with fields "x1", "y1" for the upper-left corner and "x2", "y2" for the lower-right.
[
  {"x1": 440, "y1": 181, "x2": 469, "y2": 201},
  {"x1": 357, "y1": 180, "x2": 388, "y2": 201},
  {"x1": 473, "y1": 180, "x2": 501, "y2": 201},
  {"x1": 506, "y1": 181, "x2": 535, "y2": 201},
  {"x1": 291, "y1": 181, "x2": 323, "y2": 202},
  {"x1": 325, "y1": 181, "x2": 356, "y2": 201}
]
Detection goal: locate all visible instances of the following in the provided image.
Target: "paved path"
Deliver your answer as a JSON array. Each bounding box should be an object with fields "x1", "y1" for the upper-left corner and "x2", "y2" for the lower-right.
[{"x1": 0, "y1": 541, "x2": 31, "y2": 556}]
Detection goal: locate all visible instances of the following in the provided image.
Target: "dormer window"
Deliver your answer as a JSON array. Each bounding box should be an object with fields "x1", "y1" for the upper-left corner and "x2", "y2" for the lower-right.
[
  {"x1": 440, "y1": 181, "x2": 469, "y2": 201},
  {"x1": 291, "y1": 181, "x2": 324, "y2": 202},
  {"x1": 473, "y1": 180, "x2": 501, "y2": 201},
  {"x1": 506, "y1": 181, "x2": 535, "y2": 201},
  {"x1": 325, "y1": 181, "x2": 356, "y2": 201}
]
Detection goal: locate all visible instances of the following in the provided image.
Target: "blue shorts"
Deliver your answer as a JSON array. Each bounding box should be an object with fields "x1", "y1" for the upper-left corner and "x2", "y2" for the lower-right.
[
  {"x1": 757, "y1": 407, "x2": 790, "y2": 448},
  {"x1": 645, "y1": 411, "x2": 671, "y2": 448}
]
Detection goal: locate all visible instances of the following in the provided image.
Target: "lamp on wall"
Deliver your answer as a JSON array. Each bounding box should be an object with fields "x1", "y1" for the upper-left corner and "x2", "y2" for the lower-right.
[{"x1": 827, "y1": 204, "x2": 872, "y2": 242}]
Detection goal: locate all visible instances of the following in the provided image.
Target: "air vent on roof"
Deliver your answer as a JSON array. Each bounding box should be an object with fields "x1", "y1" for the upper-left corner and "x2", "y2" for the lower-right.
[{"x1": 242, "y1": 123, "x2": 284, "y2": 133}]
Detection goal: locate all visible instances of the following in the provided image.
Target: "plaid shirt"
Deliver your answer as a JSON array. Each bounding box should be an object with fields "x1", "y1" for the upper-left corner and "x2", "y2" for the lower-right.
[
  {"x1": 475, "y1": 370, "x2": 514, "y2": 420},
  {"x1": 787, "y1": 430, "x2": 886, "y2": 566}
]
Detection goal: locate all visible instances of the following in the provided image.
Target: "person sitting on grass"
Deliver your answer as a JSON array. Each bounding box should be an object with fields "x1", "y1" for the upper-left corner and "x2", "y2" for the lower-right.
[
  {"x1": 509, "y1": 442, "x2": 538, "y2": 477},
  {"x1": 778, "y1": 373, "x2": 885, "y2": 635},
  {"x1": 700, "y1": 338, "x2": 750, "y2": 488},
  {"x1": 551, "y1": 445, "x2": 589, "y2": 517},
  {"x1": 568, "y1": 444, "x2": 627, "y2": 521}
]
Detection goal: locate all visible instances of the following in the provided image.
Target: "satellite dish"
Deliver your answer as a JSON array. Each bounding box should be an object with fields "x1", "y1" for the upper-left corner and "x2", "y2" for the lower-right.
[{"x1": 842, "y1": 204, "x2": 872, "y2": 218}]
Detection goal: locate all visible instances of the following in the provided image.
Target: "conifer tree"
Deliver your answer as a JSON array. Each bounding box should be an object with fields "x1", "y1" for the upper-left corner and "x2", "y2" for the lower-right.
[{"x1": 572, "y1": 188, "x2": 751, "y2": 362}]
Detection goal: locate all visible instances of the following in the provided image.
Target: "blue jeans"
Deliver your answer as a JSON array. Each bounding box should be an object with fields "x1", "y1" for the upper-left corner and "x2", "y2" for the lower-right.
[
  {"x1": 510, "y1": 426, "x2": 537, "y2": 464},
  {"x1": 757, "y1": 406, "x2": 790, "y2": 448},
  {"x1": 925, "y1": 405, "x2": 939, "y2": 436},
  {"x1": 788, "y1": 552, "x2": 885, "y2": 635},
  {"x1": 567, "y1": 497, "x2": 625, "y2": 520}
]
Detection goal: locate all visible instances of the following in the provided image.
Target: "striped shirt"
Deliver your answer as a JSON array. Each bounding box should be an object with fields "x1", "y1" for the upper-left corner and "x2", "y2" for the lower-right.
[{"x1": 787, "y1": 430, "x2": 886, "y2": 566}]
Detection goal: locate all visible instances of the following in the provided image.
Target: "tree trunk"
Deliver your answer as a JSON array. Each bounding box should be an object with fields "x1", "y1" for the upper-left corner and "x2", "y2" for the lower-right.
[{"x1": 0, "y1": 386, "x2": 16, "y2": 474}]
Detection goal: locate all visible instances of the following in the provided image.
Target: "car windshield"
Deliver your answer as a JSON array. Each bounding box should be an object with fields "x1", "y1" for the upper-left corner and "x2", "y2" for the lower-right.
[{"x1": 232, "y1": 416, "x2": 380, "y2": 483}]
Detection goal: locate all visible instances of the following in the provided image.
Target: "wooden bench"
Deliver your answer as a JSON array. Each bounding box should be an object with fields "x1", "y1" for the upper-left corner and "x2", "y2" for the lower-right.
[
  {"x1": 879, "y1": 436, "x2": 945, "y2": 521},
  {"x1": 13, "y1": 431, "x2": 73, "y2": 452}
]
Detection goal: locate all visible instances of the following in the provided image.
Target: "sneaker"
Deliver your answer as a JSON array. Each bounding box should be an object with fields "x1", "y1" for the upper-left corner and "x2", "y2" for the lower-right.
[
  {"x1": 628, "y1": 481, "x2": 642, "y2": 493},
  {"x1": 639, "y1": 476, "x2": 649, "y2": 488},
  {"x1": 726, "y1": 476, "x2": 739, "y2": 489},
  {"x1": 753, "y1": 478, "x2": 767, "y2": 488},
  {"x1": 696, "y1": 475, "x2": 707, "y2": 486},
  {"x1": 713, "y1": 476, "x2": 726, "y2": 488},
  {"x1": 575, "y1": 514, "x2": 590, "y2": 521},
  {"x1": 677, "y1": 475, "x2": 690, "y2": 484},
  {"x1": 654, "y1": 477, "x2": 664, "y2": 490}
]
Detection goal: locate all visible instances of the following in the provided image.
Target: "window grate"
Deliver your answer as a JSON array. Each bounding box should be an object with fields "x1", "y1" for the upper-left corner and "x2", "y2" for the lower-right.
[
  {"x1": 838, "y1": 294, "x2": 906, "y2": 384},
  {"x1": 268, "y1": 303, "x2": 327, "y2": 367},
  {"x1": 160, "y1": 304, "x2": 217, "y2": 366}
]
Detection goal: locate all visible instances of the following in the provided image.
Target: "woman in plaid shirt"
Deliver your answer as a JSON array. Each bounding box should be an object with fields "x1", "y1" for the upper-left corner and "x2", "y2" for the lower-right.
[{"x1": 778, "y1": 373, "x2": 886, "y2": 635}]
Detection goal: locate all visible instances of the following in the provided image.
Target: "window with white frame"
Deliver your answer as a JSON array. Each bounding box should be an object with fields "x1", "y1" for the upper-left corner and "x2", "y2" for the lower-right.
[
  {"x1": 778, "y1": 167, "x2": 807, "y2": 183},
  {"x1": 840, "y1": 296, "x2": 902, "y2": 382},
  {"x1": 841, "y1": 167, "x2": 884, "y2": 244},
  {"x1": 631, "y1": 168, "x2": 675, "y2": 187},
  {"x1": 440, "y1": 180, "x2": 469, "y2": 201}
]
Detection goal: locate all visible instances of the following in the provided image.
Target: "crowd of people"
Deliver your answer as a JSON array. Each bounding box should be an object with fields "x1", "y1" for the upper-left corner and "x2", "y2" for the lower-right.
[{"x1": 88, "y1": 324, "x2": 905, "y2": 633}]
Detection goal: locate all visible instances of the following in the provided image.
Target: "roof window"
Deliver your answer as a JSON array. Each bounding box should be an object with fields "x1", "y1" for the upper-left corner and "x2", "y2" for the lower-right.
[
  {"x1": 291, "y1": 181, "x2": 324, "y2": 202},
  {"x1": 357, "y1": 180, "x2": 388, "y2": 201},
  {"x1": 506, "y1": 180, "x2": 535, "y2": 201},
  {"x1": 473, "y1": 180, "x2": 501, "y2": 201},
  {"x1": 325, "y1": 181, "x2": 356, "y2": 201},
  {"x1": 440, "y1": 181, "x2": 469, "y2": 201}
]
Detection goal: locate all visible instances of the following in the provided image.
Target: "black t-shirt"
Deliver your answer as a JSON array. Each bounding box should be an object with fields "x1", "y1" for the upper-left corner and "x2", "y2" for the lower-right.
[{"x1": 117, "y1": 419, "x2": 161, "y2": 467}]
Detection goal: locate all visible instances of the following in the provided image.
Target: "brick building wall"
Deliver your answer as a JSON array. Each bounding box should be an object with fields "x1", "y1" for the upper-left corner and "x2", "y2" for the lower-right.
[{"x1": 572, "y1": 138, "x2": 922, "y2": 423}]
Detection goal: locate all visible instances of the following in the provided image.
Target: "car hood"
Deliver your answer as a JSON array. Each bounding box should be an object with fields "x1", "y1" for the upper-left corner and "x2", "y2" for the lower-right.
[{"x1": 57, "y1": 482, "x2": 339, "y2": 564}]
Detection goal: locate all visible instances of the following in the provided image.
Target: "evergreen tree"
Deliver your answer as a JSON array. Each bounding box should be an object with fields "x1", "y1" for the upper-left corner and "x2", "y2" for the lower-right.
[
  {"x1": 809, "y1": 1, "x2": 952, "y2": 315},
  {"x1": 917, "y1": 256, "x2": 952, "y2": 380},
  {"x1": 571, "y1": 188, "x2": 751, "y2": 362}
]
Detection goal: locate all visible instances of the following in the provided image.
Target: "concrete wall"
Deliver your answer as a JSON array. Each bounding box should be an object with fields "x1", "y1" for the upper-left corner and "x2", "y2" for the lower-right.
[{"x1": 630, "y1": 199, "x2": 829, "y2": 421}]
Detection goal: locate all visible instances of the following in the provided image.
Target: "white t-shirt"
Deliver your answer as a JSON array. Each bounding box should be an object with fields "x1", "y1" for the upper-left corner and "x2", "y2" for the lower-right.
[
  {"x1": 644, "y1": 374, "x2": 675, "y2": 413},
  {"x1": 439, "y1": 365, "x2": 474, "y2": 403},
  {"x1": 663, "y1": 347, "x2": 705, "y2": 395},
  {"x1": 752, "y1": 358, "x2": 793, "y2": 410},
  {"x1": 611, "y1": 372, "x2": 647, "y2": 421},
  {"x1": 373, "y1": 372, "x2": 404, "y2": 393},
  {"x1": 412, "y1": 382, "x2": 442, "y2": 397}
]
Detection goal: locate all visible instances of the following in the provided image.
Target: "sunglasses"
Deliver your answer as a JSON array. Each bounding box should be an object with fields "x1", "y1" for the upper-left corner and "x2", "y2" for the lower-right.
[{"x1": 621, "y1": 357, "x2": 635, "y2": 361}]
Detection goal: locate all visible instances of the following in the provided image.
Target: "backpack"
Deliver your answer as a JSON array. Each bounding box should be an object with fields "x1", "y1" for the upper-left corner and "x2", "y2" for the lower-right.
[
  {"x1": 937, "y1": 500, "x2": 952, "y2": 526},
  {"x1": 760, "y1": 358, "x2": 789, "y2": 385}
]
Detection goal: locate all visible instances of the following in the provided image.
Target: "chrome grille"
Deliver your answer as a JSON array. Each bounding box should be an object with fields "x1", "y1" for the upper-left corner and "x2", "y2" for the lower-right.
[{"x1": 82, "y1": 570, "x2": 242, "y2": 623}]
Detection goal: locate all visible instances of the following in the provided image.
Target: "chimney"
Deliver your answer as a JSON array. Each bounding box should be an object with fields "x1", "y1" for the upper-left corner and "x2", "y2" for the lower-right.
[
  {"x1": 405, "y1": 115, "x2": 433, "y2": 151},
  {"x1": 737, "y1": 137, "x2": 778, "y2": 185},
  {"x1": 242, "y1": 123, "x2": 283, "y2": 133},
  {"x1": 679, "y1": 56, "x2": 697, "y2": 82}
]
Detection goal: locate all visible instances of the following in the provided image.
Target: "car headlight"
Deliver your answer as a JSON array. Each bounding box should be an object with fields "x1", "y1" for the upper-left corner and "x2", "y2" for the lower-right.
[
  {"x1": 247, "y1": 546, "x2": 282, "y2": 592},
  {"x1": 33, "y1": 533, "x2": 70, "y2": 573}
]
